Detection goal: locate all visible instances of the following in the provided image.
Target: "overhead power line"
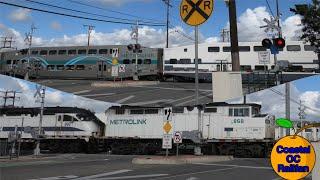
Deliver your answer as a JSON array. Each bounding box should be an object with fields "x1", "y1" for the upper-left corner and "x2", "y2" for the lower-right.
[
  {"x1": 0, "y1": 1, "x2": 165, "y2": 26},
  {"x1": 24, "y1": 0, "x2": 162, "y2": 24},
  {"x1": 265, "y1": 0, "x2": 275, "y2": 17},
  {"x1": 67, "y1": 0, "x2": 165, "y2": 24}
]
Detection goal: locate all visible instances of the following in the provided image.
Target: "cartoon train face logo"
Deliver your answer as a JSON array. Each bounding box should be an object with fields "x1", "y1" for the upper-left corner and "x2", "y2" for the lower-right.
[{"x1": 271, "y1": 118, "x2": 317, "y2": 180}]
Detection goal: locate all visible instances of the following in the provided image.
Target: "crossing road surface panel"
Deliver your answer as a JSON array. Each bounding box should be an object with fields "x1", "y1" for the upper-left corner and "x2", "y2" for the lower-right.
[{"x1": 0, "y1": 154, "x2": 284, "y2": 180}]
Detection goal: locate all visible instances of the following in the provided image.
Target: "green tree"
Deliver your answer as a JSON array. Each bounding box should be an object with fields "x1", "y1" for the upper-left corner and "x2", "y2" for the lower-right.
[{"x1": 290, "y1": 0, "x2": 320, "y2": 71}]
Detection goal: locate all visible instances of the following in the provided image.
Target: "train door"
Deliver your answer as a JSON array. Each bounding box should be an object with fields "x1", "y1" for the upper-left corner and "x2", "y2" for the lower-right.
[
  {"x1": 97, "y1": 60, "x2": 106, "y2": 79},
  {"x1": 202, "y1": 114, "x2": 212, "y2": 139}
]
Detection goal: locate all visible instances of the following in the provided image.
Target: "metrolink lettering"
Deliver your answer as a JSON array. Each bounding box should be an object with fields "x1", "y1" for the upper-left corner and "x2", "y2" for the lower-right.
[
  {"x1": 110, "y1": 119, "x2": 147, "y2": 125},
  {"x1": 276, "y1": 145, "x2": 311, "y2": 173}
]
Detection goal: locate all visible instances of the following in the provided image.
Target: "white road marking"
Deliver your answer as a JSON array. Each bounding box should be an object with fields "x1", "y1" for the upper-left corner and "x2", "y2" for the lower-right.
[
  {"x1": 115, "y1": 95, "x2": 135, "y2": 103},
  {"x1": 193, "y1": 163, "x2": 272, "y2": 170},
  {"x1": 96, "y1": 174, "x2": 168, "y2": 180},
  {"x1": 82, "y1": 93, "x2": 115, "y2": 97},
  {"x1": 151, "y1": 167, "x2": 237, "y2": 180},
  {"x1": 133, "y1": 85, "x2": 212, "y2": 92},
  {"x1": 73, "y1": 90, "x2": 91, "y2": 95},
  {"x1": 29, "y1": 175, "x2": 78, "y2": 180},
  {"x1": 74, "y1": 169, "x2": 132, "y2": 180},
  {"x1": 126, "y1": 99, "x2": 173, "y2": 106},
  {"x1": 175, "y1": 94, "x2": 212, "y2": 106},
  {"x1": 185, "y1": 177, "x2": 200, "y2": 180}
]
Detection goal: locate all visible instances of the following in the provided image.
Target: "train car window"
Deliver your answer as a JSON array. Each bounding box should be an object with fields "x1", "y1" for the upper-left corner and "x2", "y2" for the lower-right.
[
  {"x1": 49, "y1": 50, "x2": 57, "y2": 55},
  {"x1": 240, "y1": 65, "x2": 252, "y2": 71},
  {"x1": 305, "y1": 129, "x2": 313, "y2": 132},
  {"x1": 204, "y1": 108, "x2": 217, "y2": 113},
  {"x1": 164, "y1": 66, "x2": 173, "y2": 71},
  {"x1": 234, "y1": 109, "x2": 239, "y2": 116},
  {"x1": 169, "y1": 59, "x2": 177, "y2": 64},
  {"x1": 239, "y1": 46, "x2": 250, "y2": 52},
  {"x1": 184, "y1": 48, "x2": 188, "y2": 52},
  {"x1": 88, "y1": 49, "x2": 97, "y2": 54},
  {"x1": 173, "y1": 107, "x2": 184, "y2": 113},
  {"x1": 123, "y1": 59, "x2": 131, "y2": 64},
  {"x1": 76, "y1": 65, "x2": 85, "y2": 70},
  {"x1": 253, "y1": 46, "x2": 267, "y2": 51},
  {"x1": 110, "y1": 49, "x2": 113, "y2": 54},
  {"x1": 115, "y1": 108, "x2": 125, "y2": 115},
  {"x1": 208, "y1": 47, "x2": 220, "y2": 52},
  {"x1": 20, "y1": 49, "x2": 28, "y2": 55},
  {"x1": 104, "y1": 65, "x2": 106, "y2": 71},
  {"x1": 22, "y1": 60, "x2": 27, "y2": 63},
  {"x1": 144, "y1": 109, "x2": 158, "y2": 114},
  {"x1": 6, "y1": 60, "x2": 11, "y2": 64},
  {"x1": 132, "y1": 59, "x2": 136, "y2": 64},
  {"x1": 78, "y1": 49, "x2": 87, "y2": 55},
  {"x1": 223, "y1": 46, "x2": 231, "y2": 52},
  {"x1": 47, "y1": 65, "x2": 55, "y2": 70},
  {"x1": 63, "y1": 115, "x2": 73, "y2": 121},
  {"x1": 179, "y1": 59, "x2": 191, "y2": 64},
  {"x1": 58, "y1": 115, "x2": 62, "y2": 121},
  {"x1": 304, "y1": 45, "x2": 316, "y2": 51},
  {"x1": 31, "y1": 51, "x2": 38, "y2": 55},
  {"x1": 58, "y1": 50, "x2": 67, "y2": 55},
  {"x1": 130, "y1": 109, "x2": 144, "y2": 114},
  {"x1": 224, "y1": 128, "x2": 233, "y2": 131},
  {"x1": 66, "y1": 65, "x2": 75, "y2": 70},
  {"x1": 99, "y1": 49, "x2": 108, "y2": 54},
  {"x1": 252, "y1": 107, "x2": 259, "y2": 115},
  {"x1": 40, "y1": 50, "x2": 48, "y2": 55},
  {"x1": 138, "y1": 59, "x2": 143, "y2": 64},
  {"x1": 56, "y1": 65, "x2": 64, "y2": 70},
  {"x1": 287, "y1": 45, "x2": 301, "y2": 51},
  {"x1": 138, "y1": 49, "x2": 143, "y2": 53},
  {"x1": 255, "y1": 65, "x2": 267, "y2": 71},
  {"x1": 68, "y1": 50, "x2": 76, "y2": 55},
  {"x1": 194, "y1": 59, "x2": 202, "y2": 64},
  {"x1": 164, "y1": 60, "x2": 170, "y2": 64},
  {"x1": 98, "y1": 65, "x2": 102, "y2": 71},
  {"x1": 144, "y1": 59, "x2": 152, "y2": 64}
]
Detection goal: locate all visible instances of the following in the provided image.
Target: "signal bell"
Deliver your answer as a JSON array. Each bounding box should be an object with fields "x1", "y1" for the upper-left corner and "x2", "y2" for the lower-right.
[
  {"x1": 262, "y1": 39, "x2": 272, "y2": 49},
  {"x1": 274, "y1": 38, "x2": 286, "y2": 49}
]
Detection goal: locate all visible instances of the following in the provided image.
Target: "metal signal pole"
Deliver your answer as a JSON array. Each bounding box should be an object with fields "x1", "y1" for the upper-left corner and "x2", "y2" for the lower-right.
[
  {"x1": 285, "y1": 82, "x2": 290, "y2": 135},
  {"x1": 34, "y1": 86, "x2": 45, "y2": 156},
  {"x1": 25, "y1": 24, "x2": 37, "y2": 80}
]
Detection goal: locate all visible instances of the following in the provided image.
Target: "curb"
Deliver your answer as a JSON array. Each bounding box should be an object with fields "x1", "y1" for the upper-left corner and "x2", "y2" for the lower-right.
[{"x1": 132, "y1": 156, "x2": 233, "y2": 165}]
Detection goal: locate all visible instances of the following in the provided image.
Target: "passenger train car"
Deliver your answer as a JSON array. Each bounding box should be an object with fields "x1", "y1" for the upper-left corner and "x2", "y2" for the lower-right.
[
  {"x1": 163, "y1": 41, "x2": 319, "y2": 79},
  {"x1": 0, "y1": 45, "x2": 163, "y2": 79}
]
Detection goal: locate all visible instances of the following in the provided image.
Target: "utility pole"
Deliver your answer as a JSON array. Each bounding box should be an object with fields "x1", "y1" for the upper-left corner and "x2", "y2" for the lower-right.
[
  {"x1": 285, "y1": 82, "x2": 290, "y2": 135},
  {"x1": 225, "y1": 0, "x2": 240, "y2": 71},
  {"x1": 84, "y1": 25, "x2": 95, "y2": 53},
  {"x1": 0, "y1": 90, "x2": 21, "y2": 107},
  {"x1": 162, "y1": 0, "x2": 172, "y2": 48},
  {"x1": 33, "y1": 85, "x2": 45, "y2": 156},
  {"x1": 298, "y1": 100, "x2": 306, "y2": 130},
  {"x1": 220, "y1": 29, "x2": 230, "y2": 42},
  {"x1": 24, "y1": 24, "x2": 37, "y2": 80}
]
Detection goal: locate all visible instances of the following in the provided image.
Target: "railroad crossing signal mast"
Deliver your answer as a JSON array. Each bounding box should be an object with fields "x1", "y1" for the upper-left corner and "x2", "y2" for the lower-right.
[
  {"x1": 24, "y1": 24, "x2": 37, "y2": 80},
  {"x1": 180, "y1": 0, "x2": 214, "y2": 154},
  {"x1": 33, "y1": 85, "x2": 46, "y2": 156}
]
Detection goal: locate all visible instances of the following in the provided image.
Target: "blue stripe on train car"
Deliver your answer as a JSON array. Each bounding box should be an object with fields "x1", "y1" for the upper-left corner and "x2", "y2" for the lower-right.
[{"x1": 2, "y1": 127, "x2": 84, "y2": 132}]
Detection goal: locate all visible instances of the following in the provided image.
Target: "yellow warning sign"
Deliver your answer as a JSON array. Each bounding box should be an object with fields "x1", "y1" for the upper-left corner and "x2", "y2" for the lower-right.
[
  {"x1": 270, "y1": 135, "x2": 316, "y2": 180},
  {"x1": 163, "y1": 121, "x2": 172, "y2": 134},
  {"x1": 112, "y1": 58, "x2": 118, "y2": 65},
  {"x1": 180, "y1": 0, "x2": 214, "y2": 26}
]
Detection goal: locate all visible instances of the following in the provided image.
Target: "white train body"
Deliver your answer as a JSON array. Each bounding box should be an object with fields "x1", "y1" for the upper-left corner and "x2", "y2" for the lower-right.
[
  {"x1": 163, "y1": 41, "x2": 318, "y2": 73},
  {"x1": 105, "y1": 103, "x2": 275, "y2": 141},
  {"x1": 0, "y1": 107, "x2": 103, "y2": 139},
  {"x1": 275, "y1": 121, "x2": 320, "y2": 142}
]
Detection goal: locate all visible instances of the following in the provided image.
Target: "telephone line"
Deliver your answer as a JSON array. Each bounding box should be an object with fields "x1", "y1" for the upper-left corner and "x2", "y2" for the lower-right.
[{"x1": 0, "y1": 1, "x2": 165, "y2": 26}]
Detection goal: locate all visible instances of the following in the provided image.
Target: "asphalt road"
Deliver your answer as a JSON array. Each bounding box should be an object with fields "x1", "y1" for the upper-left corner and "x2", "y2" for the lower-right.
[
  {"x1": 0, "y1": 154, "x2": 283, "y2": 180},
  {"x1": 33, "y1": 80, "x2": 216, "y2": 107}
]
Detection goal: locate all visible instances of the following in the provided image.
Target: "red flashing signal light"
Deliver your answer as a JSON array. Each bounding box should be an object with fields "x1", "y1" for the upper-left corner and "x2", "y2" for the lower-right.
[{"x1": 274, "y1": 38, "x2": 286, "y2": 49}]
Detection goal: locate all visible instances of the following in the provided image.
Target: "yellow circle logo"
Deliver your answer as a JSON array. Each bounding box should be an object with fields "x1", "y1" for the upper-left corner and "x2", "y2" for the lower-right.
[
  {"x1": 112, "y1": 58, "x2": 118, "y2": 65},
  {"x1": 180, "y1": 0, "x2": 214, "y2": 26},
  {"x1": 271, "y1": 135, "x2": 316, "y2": 180}
]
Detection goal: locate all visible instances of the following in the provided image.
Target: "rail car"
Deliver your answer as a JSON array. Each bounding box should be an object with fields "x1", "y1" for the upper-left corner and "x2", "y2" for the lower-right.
[
  {"x1": 163, "y1": 41, "x2": 319, "y2": 80},
  {"x1": 0, "y1": 45, "x2": 163, "y2": 80}
]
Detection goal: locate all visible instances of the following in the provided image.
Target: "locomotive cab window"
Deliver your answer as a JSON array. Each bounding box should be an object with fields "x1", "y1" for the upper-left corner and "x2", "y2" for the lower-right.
[{"x1": 63, "y1": 115, "x2": 76, "y2": 121}]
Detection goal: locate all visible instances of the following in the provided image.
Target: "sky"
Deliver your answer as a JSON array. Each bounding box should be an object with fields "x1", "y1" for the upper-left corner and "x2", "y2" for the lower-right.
[{"x1": 0, "y1": 0, "x2": 312, "y2": 48}]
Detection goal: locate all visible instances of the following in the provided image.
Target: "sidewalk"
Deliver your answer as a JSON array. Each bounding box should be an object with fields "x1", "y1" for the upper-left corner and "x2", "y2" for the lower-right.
[
  {"x1": 132, "y1": 155, "x2": 233, "y2": 165},
  {"x1": 91, "y1": 80, "x2": 159, "y2": 88}
]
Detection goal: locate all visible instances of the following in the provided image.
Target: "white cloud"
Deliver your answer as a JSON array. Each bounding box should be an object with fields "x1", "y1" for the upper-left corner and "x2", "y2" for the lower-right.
[
  {"x1": 8, "y1": 8, "x2": 32, "y2": 22},
  {"x1": 50, "y1": 21, "x2": 62, "y2": 31},
  {"x1": 235, "y1": 6, "x2": 303, "y2": 41},
  {"x1": 299, "y1": 91, "x2": 320, "y2": 115}
]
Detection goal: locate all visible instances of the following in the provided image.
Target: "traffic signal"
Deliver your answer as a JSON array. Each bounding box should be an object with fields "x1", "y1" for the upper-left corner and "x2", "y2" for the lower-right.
[
  {"x1": 127, "y1": 44, "x2": 133, "y2": 51},
  {"x1": 274, "y1": 38, "x2": 286, "y2": 49},
  {"x1": 262, "y1": 38, "x2": 272, "y2": 49},
  {"x1": 135, "y1": 44, "x2": 141, "y2": 50}
]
